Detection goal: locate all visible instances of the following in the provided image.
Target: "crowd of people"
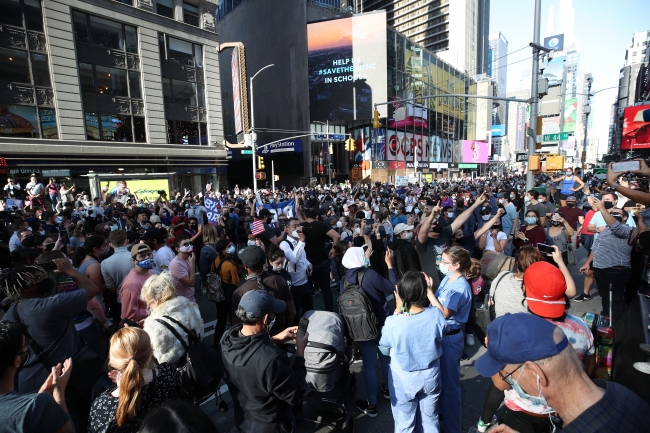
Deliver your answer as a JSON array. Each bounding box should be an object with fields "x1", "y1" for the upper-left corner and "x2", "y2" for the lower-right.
[{"x1": 1, "y1": 160, "x2": 650, "y2": 433}]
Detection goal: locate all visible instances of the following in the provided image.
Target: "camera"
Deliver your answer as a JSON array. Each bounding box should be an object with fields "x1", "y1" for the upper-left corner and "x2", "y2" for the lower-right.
[{"x1": 158, "y1": 190, "x2": 166, "y2": 196}]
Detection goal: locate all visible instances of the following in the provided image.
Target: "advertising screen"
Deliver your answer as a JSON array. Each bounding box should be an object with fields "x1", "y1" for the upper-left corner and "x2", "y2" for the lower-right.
[
  {"x1": 307, "y1": 11, "x2": 388, "y2": 122},
  {"x1": 0, "y1": 105, "x2": 39, "y2": 138},
  {"x1": 543, "y1": 34, "x2": 564, "y2": 52},
  {"x1": 542, "y1": 116, "x2": 561, "y2": 136},
  {"x1": 462, "y1": 140, "x2": 488, "y2": 163},
  {"x1": 622, "y1": 104, "x2": 650, "y2": 149},
  {"x1": 562, "y1": 98, "x2": 578, "y2": 133},
  {"x1": 386, "y1": 129, "x2": 430, "y2": 162},
  {"x1": 542, "y1": 56, "x2": 565, "y2": 87},
  {"x1": 231, "y1": 49, "x2": 243, "y2": 136},
  {"x1": 101, "y1": 178, "x2": 170, "y2": 204},
  {"x1": 491, "y1": 124, "x2": 506, "y2": 137}
]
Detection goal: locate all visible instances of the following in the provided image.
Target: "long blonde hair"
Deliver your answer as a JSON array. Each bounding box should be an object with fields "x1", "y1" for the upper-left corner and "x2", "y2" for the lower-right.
[{"x1": 109, "y1": 328, "x2": 153, "y2": 426}]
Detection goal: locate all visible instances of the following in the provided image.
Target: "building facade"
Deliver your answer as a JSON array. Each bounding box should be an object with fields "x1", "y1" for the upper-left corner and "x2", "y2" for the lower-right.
[
  {"x1": 625, "y1": 30, "x2": 649, "y2": 66},
  {"x1": 1, "y1": 0, "x2": 226, "y2": 195},
  {"x1": 506, "y1": 88, "x2": 530, "y2": 159},
  {"x1": 488, "y1": 31, "x2": 507, "y2": 127}
]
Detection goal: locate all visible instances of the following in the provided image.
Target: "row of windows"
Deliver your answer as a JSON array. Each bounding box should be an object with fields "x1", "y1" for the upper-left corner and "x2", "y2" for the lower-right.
[
  {"x1": 85, "y1": 112, "x2": 146, "y2": 142},
  {"x1": 72, "y1": 11, "x2": 138, "y2": 53},
  {"x1": 3, "y1": 0, "x2": 43, "y2": 31},
  {"x1": 159, "y1": 34, "x2": 203, "y2": 68},
  {"x1": 155, "y1": 0, "x2": 199, "y2": 27},
  {"x1": 2, "y1": 47, "x2": 50, "y2": 86},
  {"x1": 79, "y1": 63, "x2": 142, "y2": 99}
]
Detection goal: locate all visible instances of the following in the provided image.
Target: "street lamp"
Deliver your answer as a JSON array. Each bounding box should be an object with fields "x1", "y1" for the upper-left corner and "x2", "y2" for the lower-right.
[
  {"x1": 580, "y1": 77, "x2": 594, "y2": 168},
  {"x1": 250, "y1": 63, "x2": 274, "y2": 195},
  {"x1": 313, "y1": 120, "x2": 332, "y2": 185}
]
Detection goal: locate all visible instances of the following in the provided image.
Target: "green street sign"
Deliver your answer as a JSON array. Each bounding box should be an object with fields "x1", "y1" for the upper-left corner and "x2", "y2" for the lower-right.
[
  {"x1": 542, "y1": 132, "x2": 570, "y2": 142},
  {"x1": 241, "y1": 150, "x2": 253, "y2": 155},
  {"x1": 458, "y1": 163, "x2": 478, "y2": 169}
]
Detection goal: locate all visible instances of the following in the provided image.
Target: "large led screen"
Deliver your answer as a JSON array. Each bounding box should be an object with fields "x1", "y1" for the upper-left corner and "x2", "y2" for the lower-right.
[
  {"x1": 307, "y1": 11, "x2": 388, "y2": 122},
  {"x1": 462, "y1": 140, "x2": 488, "y2": 163},
  {"x1": 622, "y1": 104, "x2": 650, "y2": 149}
]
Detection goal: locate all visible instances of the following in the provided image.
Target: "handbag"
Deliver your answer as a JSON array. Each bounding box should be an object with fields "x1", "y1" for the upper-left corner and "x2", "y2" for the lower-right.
[
  {"x1": 12, "y1": 302, "x2": 105, "y2": 393},
  {"x1": 480, "y1": 249, "x2": 516, "y2": 280},
  {"x1": 473, "y1": 271, "x2": 511, "y2": 347},
  {"x1": 206, "y1": 248, "x2": 226, "y2": 303}
]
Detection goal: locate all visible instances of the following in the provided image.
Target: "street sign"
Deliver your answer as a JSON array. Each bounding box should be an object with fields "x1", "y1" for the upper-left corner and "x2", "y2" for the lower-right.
[
  {"x1": 241, "y1": 149, "x2": 253, "y2": 155},
  {"x1": 458, "y1": 163, "x2": 478, "y2": 169},
  {"x1": 542, "y1": 132, "x2": 570, "y2": 142},
  {"x1": 516, "y1": 153, "x2": 528, "y2": 162},
  {"x1": 259, "y1": 139, "x2": 303, "y2": 155},
  {"x1": 350, "y1": 167, "x2": 362, "y2": 182}
]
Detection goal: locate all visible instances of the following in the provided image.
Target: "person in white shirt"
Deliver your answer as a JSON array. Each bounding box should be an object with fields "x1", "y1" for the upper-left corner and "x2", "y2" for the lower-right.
[
  {"x1": 280, "y1": 217, "x2": 313, "y2": 324},
  {"x1": 141, "y1": 228, "x2": 175, "y2": 274},
  {"x1": 475, "y1": 209, "x2": 508, "y2": 254}
]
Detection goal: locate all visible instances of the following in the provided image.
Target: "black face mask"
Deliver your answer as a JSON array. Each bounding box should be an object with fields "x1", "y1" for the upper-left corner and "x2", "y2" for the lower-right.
[
  {"x1": 611, "y1": 214, "x2": 623, "y2": 223},
  {"x1": 603, "y1": 201, "x2": 614, "y2": 210},
  {"x1": 566, "y1": 203, "x2": 575, "y2": 208},
  {"x1": 551, "y1": 221, "x2": 562, "y2": 227},
  {"x1": 44, "y1": 243, "x2": 55, "y2": 251},
  {"x1": 21, "y1": 237, "x2": 35, "y2": 248},
  {"x1": 431, "y1": 224, "x2": 443, "y2": 234}
]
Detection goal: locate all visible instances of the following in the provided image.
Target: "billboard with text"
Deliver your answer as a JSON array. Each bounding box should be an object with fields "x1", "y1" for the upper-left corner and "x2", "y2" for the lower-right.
[
  {"x1": 462, "y1": 140, "x2": 488, "y2": 163},
  {"x1": 308, "y1": 11, "x2": 388, "y2": 122},
  {"x1": 622, "y1": 104, "x2": 650, "y2": 149}
]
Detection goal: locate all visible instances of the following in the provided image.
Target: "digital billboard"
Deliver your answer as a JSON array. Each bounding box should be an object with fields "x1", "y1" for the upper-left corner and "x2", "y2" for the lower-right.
[
  {"x1": 307, "y1": 11, "x2": 388, "y2": 122},
  {"x1": 542, "y1": 56, "x2": 565, "y2": 87},
  {"x1": 491, "y1": 124, "x2": 506, "y2": 137},
  {"x1": 563, "y1": 98, "x2": 578, "y2": 133},
  {"x1": 462, "y1": 140, "x2": 488, "y2": 163},
  {"x1": 0, "y1": 105, "x2": 39, "y2": 138},
  {"x1": 622, "y1": 104, "x2": 650, "y2": 149},
  {"x1": 386, "y1": 129, "x2": 430, "y2": 162},
  {"x1": 231, "y1": 49, "x2": 244, "y2": 136},
  {"x1": 543, "y1": 34, "x2": 564, "y2": 52}
]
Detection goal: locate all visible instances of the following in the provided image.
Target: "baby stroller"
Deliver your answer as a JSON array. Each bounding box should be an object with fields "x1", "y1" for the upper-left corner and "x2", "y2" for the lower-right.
[{"x1": 300, "y1": 310, "x2": 356, "y2": 433}]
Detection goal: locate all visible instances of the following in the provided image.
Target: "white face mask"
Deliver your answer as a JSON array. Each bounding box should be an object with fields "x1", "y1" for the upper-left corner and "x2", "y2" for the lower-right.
[
  {"x1": 404, "y1": 232, "x2": 413, "y2": 240},
  {"x1": 498, "y1": 198, "x2": 504, "y2": 204},
  {"x1": 179, "y1": 245, "x2": 193, "y2": 253},
  {"x1": 344, "y1": 211, "x2": 349, "y2": 216},
  {"x1": 447, "y1": 212, "x2": 455, "y2": 218},
  {"x1": 354, "y1": 227, "x2": 361, "y2": 235},
  {"x1": 291, "y1": 230, "x2": 299, "y2": 239},
  {"x1": 336, "y1": 221, "x2": 343, "y2": 228},
  {"x1": 439, "y1": 263, "x2": 451, "y2": 275},
  {"x1": 482, "y1": 214, "x2": 491, "y2": 221},
  {"x1": 247, "y1": 240, "x2": 256, "y2": 246}
]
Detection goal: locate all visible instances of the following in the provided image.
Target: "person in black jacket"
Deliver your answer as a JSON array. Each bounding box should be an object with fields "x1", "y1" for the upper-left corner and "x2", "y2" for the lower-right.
[
  {"x1": 388, "y1": 223, "x2": 420, "y2": 277},
  {"x1": 220, "y1": 290, "x2": 308, "y2": 433}
]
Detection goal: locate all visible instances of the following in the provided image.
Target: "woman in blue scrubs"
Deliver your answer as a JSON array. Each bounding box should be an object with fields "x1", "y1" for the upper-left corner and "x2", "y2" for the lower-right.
[{"x1": 424, "y1": 245, "x2": 472, "y2": 433}]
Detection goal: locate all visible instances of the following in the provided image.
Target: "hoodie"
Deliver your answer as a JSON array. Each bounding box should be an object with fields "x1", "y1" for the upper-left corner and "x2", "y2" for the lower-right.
[{"x1": 219, "y1": 324, "x2": 305, "y2": 432}]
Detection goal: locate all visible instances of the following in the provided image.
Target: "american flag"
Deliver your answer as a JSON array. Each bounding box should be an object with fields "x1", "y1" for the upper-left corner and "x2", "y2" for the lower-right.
[{"x1": 252, "y1": 219, "x2": 266, "y2": 236}]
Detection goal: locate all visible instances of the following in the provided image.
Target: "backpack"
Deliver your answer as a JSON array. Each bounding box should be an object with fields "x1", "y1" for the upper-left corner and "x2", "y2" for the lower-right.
[
  {"x1": 155, "y1": 315, "x2": 221, "y2": 405},
  {"x1": 391, "y1": 244, "x2": 407, "y2": 279},
  {"x1": 302, "y1": 310, "x2": 346, "y2": 392},
  {"x1": 337, "y1": 270, "x2": 378, "y2": 341},
  {"x1": 206, "y1": 252, "x2": 226, "y2": 303}
]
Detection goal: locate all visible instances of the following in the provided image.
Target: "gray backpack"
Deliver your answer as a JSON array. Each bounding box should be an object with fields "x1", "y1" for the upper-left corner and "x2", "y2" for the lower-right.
[{"x1": 302, "y1": 310, "x2": 346, "y2": 392}]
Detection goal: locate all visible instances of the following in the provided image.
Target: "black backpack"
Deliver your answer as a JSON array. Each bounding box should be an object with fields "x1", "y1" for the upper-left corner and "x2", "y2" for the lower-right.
[
  {"x1": 337, "y1": 270, "x2": 379, "y2": 341},
  {"x1": 155, "y1": 315, "x2": 221, "y2": 405}
]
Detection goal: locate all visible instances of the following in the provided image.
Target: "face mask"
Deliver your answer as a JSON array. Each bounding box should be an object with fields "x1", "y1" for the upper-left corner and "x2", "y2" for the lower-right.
[
  {"x1": 482, "y1": 214, "x2": 491, "y2": 221},
  {"x1": 404, "y1": 232, "x2": 413, "y2": 240},
  {"x1": 394, "y1": 209, "x2": 399, "y2": 215},
  {"x1": 525, "y1": 196, "x2": 531, "y2": 203},
  {"x1": 44, "y1": 243, "x2": 55, "y2": 251},
  {"x1": 271, "y1": 264, "x2": 283, "y2": 272},
  {"x1": 290, "y1": 230, "x2": 299, "y2": 239},
  {"x1": 39, "y1": 230, "x2": 46, "y2": 235},
  {"x1": 27, "y1": 227, "x2": 33, "y2": 232},
  {"x1": 185, "y1": 204, "x2": 190, "y2": 209},
  {"x1": 56, "y1": 216, "x2": 63, "y2": 224},
  {"x1": 269, "y1": 199, "x2": 275, "y2": 204},
  {"x1": 344, "y1": 211, "x2": 349, "y2": 216},
  {"x1": 137, "y1": 258, "x2": 154, "y2": 269},
  {"x1": 414, "y1": 208, "x2": 420, "y2": 214},
  {"x1": 566, "y1": 203, "x2": 575, "y2": 208},
  {"x1": 566, "y1": 172, "x2": 572, "y2": 176},
  {"x1": 179, "y1": 245, "x2": 193, "y2": 253},
  {"x1": 382, "y1": 198, "x2": 388, "y2": 203},
  {"x1": 611, "y1": 214, "x2": 623, "y2": 223},
  {"x1": 21, "y1": 237, "x2": 34, "y2": 247},
  {"x1": 551, "y1": 220, "x2": 561, "y2": 227},
  {"x1": 438, "y1": 263, "x2": 451, "y2": 275},
  {"x1": 354, "y1": 227, "x2": 361, "y2": 235},
  {"x1": 111, "y1": 224, "x2": 118, "y2": 231},
  {"x1": 525, "y1": 217, "x2": 537, "y2": 225},
  {"x1": 247, "y1": 240, "x2": 257, "y2": 246},
  {"x1": 507, "y1": 364, "x2": 549, "y2": 407},
  {"x1": 336, "y1": 221, "x2": 343, "y2": 228},
  {"x1": 447, "y1": 212, "x2": 455, "y2": 218},
  {"x1": 603, "y1": 201, "x2": 614, "y2": 209},
  {"x1": 498, "y1": 199, "x2": 504, "y2": 204},
  {"x1": 510, "y1": 194, "x2": 515, "y2": 199}
]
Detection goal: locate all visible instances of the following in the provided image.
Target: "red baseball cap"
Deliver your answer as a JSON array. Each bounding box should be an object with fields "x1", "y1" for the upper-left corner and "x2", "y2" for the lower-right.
[{"x1": 523, "y1": 261, "x2": 567, "y2": 319}]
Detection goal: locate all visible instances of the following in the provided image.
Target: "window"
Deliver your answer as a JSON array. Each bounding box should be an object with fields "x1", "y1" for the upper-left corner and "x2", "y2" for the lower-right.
[
  {"x1": 168, "y1": 37, "x2": 194, "y2": 65},
  {"x1": 2, "y1": 0, "x2": 42, "y2": 30},
  {"x1": 1, "y1": 48, "x2": 31, "y2": 83},
  {"x1": 183, "y1": 2, "x2": 199, "y2": 26},
  {"x1": 633, "y1": 51, "x2": 637, "y2": 57},
  {"x1": 644, "y1": 41, "x2": 647, "y2": 46},
  {"x1": 31, "y1": 53, "x2": 50, "y2": 86},
  {"x1": 72, "y1": 12, "x2": 144, "y2": 143},
  {"x1": 156, "y1": 0, "x2": 174, "y2": 19},
  {"x1": 171, "y1": 80, "x2": 196, "y2": 105},
  {"x1": 23, "y1": 0, "x2": 43, "y2": 31}
]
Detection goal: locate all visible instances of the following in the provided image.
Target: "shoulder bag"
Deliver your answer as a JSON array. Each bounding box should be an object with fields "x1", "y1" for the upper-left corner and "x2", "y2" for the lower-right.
[
  {"x1": 11, "y1": 301, "x2": 104, "y2": 394},
  {"x1": 206, "y1": 249, "x2": 226, "y2": 303},
  {"x1": 473, "y1": 271, "x2": 511, "y2": 347}
]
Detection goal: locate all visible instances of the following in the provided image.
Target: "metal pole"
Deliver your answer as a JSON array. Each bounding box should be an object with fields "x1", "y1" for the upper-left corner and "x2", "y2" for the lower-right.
[
  {"x1": 327, "y1": 120, "x2": 331, "y2": 185},
  {"x1": 526, "y1": 0, "x2": 542, "y2": 191},
  {"x1": 271, "y1": 159, "x2": 275, "y2": 191},
  {"x1": 582, "y1": 112, "x2": 590, "y2": 167}
]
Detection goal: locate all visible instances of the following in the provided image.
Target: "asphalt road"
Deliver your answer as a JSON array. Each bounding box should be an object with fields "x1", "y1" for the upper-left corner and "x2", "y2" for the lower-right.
[{"x1": 195, "y1": 246, "x2": 601, "y2": 433}]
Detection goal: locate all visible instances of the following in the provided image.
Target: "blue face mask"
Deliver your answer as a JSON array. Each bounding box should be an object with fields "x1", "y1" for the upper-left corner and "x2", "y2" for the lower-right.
[
  {"x1": 525, "y1": 217, "x2": 537, "y2": 225},
  {"x1": 185, "y1": 204, "x2": 190, "y2": 209},
  {"x1": 111, "y1": 224, "x2": 118, "y2": 231},
  {"x1": 506, "y1": 364, "x2": 549, "y2": 407},
  {"x1": 269, "y1": 199, "x2": 275, "y2": 204},
  {"x1": 227, "y1": 245, "x2": 236, "y2": 254},
  {"x1": 39, "y1": 230, "x2": 46, "y2": 235},
  {"x1": 56, "y1": 216, "x2": 63, "y2": 224},
  {"x1": 137, "y1": 258, "x2": 154, "y2": 269}
]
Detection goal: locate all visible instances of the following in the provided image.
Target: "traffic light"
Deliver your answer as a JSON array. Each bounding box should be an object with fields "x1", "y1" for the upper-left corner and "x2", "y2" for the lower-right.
[
  {"x1": 257, "y1": 156, "x2": 265, "y2": 169},
  {"x1": 373, "y1": 110, "x2": 381, "y2": 129},
  {"x1": 345, "y1": 138, "x2": 355, "y2": 151}
]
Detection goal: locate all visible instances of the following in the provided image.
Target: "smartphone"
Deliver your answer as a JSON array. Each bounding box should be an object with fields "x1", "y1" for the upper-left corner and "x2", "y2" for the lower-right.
[
  {"x1": 611, "y1": 160, "x2": 641, "y2": 172},
  {"x1": 121, "y1": 318, "x2": 143, "y2": 328},
  {"x1": 39, "y1": 261, "x2": 58, "y2": 271},
  {"x1": 297, "y1": 317, "x2": 309, "y2": 339},
  {"x1": 537, "y1": 243, "x2": 555, "y2": 255},
  {"x1": 365, "y1": 218, "x2": 374, "y2": 226},
  {"x1": 299, "y1": 224, "x2": 313, "y2": 234}
]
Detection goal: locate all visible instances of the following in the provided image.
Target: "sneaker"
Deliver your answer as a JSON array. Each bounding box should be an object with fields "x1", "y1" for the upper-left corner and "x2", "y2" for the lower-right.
[
  {"x1": 633, "y1": 362, "x2": 650, "y2": 374},
  {"x1": 466, "y1": 334, "x2": 476, "y2": 347},
  {"x1": 381, "y1": 383, "x2": 390, "y2": 400},
  {"x1": 573, "y1": 293, "x2": 591, "y2": 302},
  {"x1": 355, "y1": 400, "x2": 377, "y2": 418},
  {"x1": 477, "y1": 420, "x2": 491, "y2": 433},
  {"x1": 641, "y1": 343, "x2": 650, "y2": 356}
]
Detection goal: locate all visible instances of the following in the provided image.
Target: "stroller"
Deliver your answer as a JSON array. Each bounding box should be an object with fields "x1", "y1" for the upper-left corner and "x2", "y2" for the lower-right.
[{"x1": 300, "y1": 310, "x2": 356, "y2": 432}]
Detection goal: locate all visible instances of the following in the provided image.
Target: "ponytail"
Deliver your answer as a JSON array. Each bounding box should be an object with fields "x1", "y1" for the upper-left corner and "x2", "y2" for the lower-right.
[{"x1": 116, "y1": 357, "x2": 145, "y2": 426}]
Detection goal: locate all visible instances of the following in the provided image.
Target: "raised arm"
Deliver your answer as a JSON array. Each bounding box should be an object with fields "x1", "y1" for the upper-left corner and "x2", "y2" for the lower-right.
[
  {"x1": 474, "y1": 208, "x2": 504, "y2": 240},
  {"x1": 452, "y1": 195, "x2": 486, "y2": 233},
  {"x1": 52, "y1": 258, "x2": 101, "y2": 300}
]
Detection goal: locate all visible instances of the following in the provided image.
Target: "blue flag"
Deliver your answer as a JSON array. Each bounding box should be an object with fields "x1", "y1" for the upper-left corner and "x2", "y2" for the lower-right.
[
  {"x1": 204, "y1": 196, "x2": 223, "y2": 224},
  {"x1": 256, "y1": 198, "x2": 296, "y2": 225}
]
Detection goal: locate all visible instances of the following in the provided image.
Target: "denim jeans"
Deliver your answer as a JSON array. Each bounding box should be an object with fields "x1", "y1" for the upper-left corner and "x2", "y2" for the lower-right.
[
  {"x1": 290, "y1": 282, "x2": 314, "y2": 325},
  {"x1": 309, "y1": 259, "x2": 333, "y2": 311},
  {"x1": 358, "y1": 336, "x2": 390, "y2": 405}
]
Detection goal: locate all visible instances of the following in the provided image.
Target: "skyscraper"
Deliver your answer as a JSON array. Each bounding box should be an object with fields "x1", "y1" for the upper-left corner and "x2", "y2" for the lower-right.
[
  {"x1": 489, "y1": 31, "x2": 508, "y2": 126},
  {"x1": 361, "y1": 0, "x2": 490, "y2": 75},
  {"x1": 506, "y1": 89, "x2": 530, "y2": 156},
  {"x1": 625, "y1": 30, "x2": 650, "y2": 66}
]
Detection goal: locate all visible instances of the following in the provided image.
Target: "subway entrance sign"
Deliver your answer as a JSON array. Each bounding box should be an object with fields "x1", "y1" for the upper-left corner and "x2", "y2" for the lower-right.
[{"x1": 543, "y1": 132, "x2": 570, "y2": 142}]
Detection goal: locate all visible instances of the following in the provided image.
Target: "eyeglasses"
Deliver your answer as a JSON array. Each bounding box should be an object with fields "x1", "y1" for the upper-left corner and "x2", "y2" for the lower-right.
[{"x1": 499, "y1": 364, "x2": 523, "y2": 385}]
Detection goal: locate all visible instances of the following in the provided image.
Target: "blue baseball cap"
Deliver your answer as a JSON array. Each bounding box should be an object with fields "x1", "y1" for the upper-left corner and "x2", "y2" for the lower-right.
[
  {"x1": 239, "y1": 290, "x2": 285, "y2": 319},
  {"x1": 475, "y1": 313, "x2": 569, "y2": 377}
]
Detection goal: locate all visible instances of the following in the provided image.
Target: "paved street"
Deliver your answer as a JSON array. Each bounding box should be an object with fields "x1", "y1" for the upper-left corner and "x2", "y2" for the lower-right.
[{"x1": 195, "y1": 247, "x2": 600, "y2": 433}]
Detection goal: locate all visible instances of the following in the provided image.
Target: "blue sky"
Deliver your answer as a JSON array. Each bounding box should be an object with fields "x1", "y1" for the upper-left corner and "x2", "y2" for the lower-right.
[{"x1": 491, "y1": 0, "x2": 649, "y2": 144}]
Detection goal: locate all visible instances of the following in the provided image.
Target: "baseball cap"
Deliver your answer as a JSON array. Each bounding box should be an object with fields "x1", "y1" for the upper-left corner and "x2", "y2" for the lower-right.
[
  {"x1": 239, "y1": 290, "x2": 286, "y2": 318},
  {"x1": 566, "y1": 195, "x2": 577, "y2": 202},
  {"x1": 475, "y1": 313, "x2": 569, "y2": 377},
  {"x1": 523, "y1": 261, "x2": 567, "y2": 318},
  {"x1": 149, "y1": 215, "x2": 161, "y2": 224},
  {"x1": 238, "y1": 245, "x2": 266, "y2": 268},
  {"x1": 257, "y1": 208, "x2": 272, "y2": 218},
  {"x1": 346, "y1": 200, "x2": 357, "y2": 207},
  {"x1": 141, "y1": 227, "x2": 166, "y2": 242},
  {"x1": 393, "y1": 223, "x2": 414, "y2": 235},
  {"x1": 131, "y1": 243, "x2": 152, "y2": 258}
]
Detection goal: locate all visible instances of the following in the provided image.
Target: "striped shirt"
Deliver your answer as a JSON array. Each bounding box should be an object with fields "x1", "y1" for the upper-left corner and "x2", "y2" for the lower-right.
[{"x1": 592, "y1": 220, "x2": 632, "y2": 269}]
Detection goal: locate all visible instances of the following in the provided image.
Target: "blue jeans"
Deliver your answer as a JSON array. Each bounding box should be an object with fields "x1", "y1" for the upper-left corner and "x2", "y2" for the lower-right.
[
  {"x1": 358, "y1": 336, "x2": 390, "y2": 405},
  {"x1": 389, "y1": 358, "x2": 441, "y2": 433},
  {"x1": 290, "y1": 282, "x2": 314, "y2": 325},
  {"x1": 309, "y1": 259, "x2": 333, "y2": 311},
  {"x1": 439, "y1": 332, "x2": 464, "y2": 433}
]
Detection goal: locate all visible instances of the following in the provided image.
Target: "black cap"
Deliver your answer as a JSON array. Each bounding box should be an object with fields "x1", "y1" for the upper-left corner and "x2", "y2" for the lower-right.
[
  {"x1": 238, "y1": 246, "x2": 267, "y2": 268},
  {"x1": 258, "y1": 209, "x2": 272, "y2": 218},
  {"x1": 141, "y1": 227, "x2": 166, "y2": 242}
]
